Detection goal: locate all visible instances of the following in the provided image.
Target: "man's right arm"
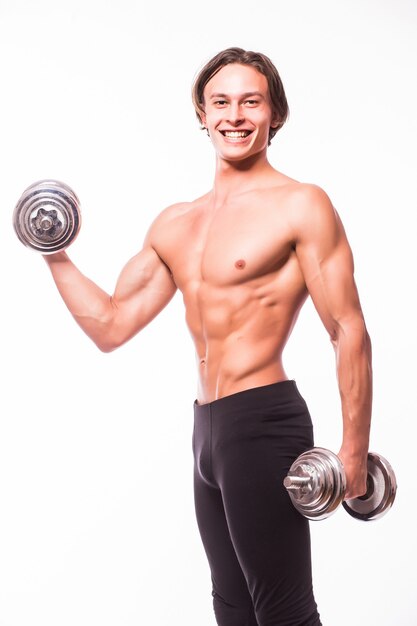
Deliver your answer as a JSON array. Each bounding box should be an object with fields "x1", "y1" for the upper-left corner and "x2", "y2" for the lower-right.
[{"x1": 43, "y1": 239, "x2": 177, "y2": 352}]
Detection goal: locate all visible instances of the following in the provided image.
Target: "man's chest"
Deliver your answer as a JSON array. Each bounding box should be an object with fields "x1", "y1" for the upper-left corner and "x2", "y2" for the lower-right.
[{"x1": 159, "y1": 204, "x2": 295, "y2": 289}]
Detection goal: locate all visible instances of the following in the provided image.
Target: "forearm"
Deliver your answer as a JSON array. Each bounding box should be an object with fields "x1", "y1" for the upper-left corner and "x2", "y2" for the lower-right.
[
  {"x1": 334, "y1": 322, "x2": 373, "y2": 457},
  {"x1": 43, "y1": 251, "x2": 116, "y2": 350}
]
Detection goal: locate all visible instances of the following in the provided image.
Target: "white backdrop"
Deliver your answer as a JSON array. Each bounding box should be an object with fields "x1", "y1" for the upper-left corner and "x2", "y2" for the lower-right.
[{"x1": 1, "y1": 1, "x2": 416, "y2": 624}]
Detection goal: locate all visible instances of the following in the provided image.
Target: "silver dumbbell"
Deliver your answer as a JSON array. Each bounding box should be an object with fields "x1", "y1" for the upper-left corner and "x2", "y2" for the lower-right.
[
  {"x1": 13, "y1": 179, "x2": 81, "y2": 254},
  {"x1": 284, "y1": 447, "x2": 397, "y2": 521}
]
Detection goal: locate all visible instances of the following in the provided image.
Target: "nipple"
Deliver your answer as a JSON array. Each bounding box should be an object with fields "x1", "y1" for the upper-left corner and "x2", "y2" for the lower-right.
[{"x1": 235, "y1": 259, "x2": 246, "y2": 270}]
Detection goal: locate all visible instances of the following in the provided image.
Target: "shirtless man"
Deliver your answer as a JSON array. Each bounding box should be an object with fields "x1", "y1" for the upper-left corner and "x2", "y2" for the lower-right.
[{"x1": 43, "y1": 48, "x2": 372, "y2": 625}]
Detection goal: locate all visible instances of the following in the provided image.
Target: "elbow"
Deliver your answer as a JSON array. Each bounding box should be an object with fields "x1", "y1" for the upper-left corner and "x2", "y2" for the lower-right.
[
  {"x1": 89, "y1": 327, "x2": 124, "y2": 353},
  {"x1": 96, "y1": 341, "x2": 119, "y2": 354},
  {"x1": 355, "y1": 320, "x2": 372, "y2": 357},
  {"x1": 94, "y1": 327, "x2": 136, "y2": 353},
  {"x1": 82, "y1": 300, "x2": 139, "y2": 353},
  {"x1": 330, "y1": 316, "x2": 372, "y2": 358},
  {"x1": 88, "y1": 305, "x2": 125, "y2": 353},
  {"x1": 364, "y1": 327, "x2": 372, "y2": 364},
  {"x1": 95, "y1": 333, "x2": 124, "y2": 353}
]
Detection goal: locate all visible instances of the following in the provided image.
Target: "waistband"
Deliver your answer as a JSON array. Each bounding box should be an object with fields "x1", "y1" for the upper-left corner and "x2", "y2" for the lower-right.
[{"x1": 194, "y1": 380, "x2": 303, "y2": 419}]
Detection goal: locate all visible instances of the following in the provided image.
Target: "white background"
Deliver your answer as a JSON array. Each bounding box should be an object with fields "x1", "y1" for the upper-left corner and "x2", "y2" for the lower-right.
[{"x1": 1, "y1": 0, "x2": 416, "y2": 624}]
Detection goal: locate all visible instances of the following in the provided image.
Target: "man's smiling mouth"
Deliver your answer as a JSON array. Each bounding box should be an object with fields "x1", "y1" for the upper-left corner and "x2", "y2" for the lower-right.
[{"x1": 220, "y1": 130, "x2": 252, "y2": 138}]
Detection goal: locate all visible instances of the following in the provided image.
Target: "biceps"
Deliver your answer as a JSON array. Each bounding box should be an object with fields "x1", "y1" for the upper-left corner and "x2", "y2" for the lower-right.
[
  {"x1": 111, "y1": 247, "x2": 177, "y2": 334},
  {"x1": 300, "y1": 241, "x2": 364, "y2": 337}
]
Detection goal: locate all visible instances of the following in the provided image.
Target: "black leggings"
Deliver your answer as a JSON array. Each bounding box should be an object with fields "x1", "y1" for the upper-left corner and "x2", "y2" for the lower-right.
[{"x1": 193, "y1": 380, "x2": 322, "y2": 626}]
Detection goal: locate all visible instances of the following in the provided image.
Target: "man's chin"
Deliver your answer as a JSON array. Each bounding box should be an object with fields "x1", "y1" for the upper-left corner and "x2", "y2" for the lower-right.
[{"x1": 215, "y1": 145, "x2": 266, "y2": 164}]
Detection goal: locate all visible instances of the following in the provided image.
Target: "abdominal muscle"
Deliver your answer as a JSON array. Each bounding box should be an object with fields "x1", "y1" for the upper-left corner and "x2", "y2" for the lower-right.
[
  {"x1": 196, "y1": 343, "x2": 288, "y2": 405},
  {"x1": 186, "y1": 279, "x2": 306, "y2": 404}
]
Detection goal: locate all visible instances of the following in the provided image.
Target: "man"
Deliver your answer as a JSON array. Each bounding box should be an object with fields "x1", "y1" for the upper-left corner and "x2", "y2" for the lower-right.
[{"x1": 43, "y1": 47, "x2": 372, "y2": 625}]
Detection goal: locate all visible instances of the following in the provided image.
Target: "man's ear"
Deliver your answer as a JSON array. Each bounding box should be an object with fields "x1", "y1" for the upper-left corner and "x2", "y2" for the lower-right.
[
  {"x1": 200, "y1": 111, "x2": 207, "y2": 128},
  {"x1": 271, "y1": 114, "x2": 281, "y2": 129}
]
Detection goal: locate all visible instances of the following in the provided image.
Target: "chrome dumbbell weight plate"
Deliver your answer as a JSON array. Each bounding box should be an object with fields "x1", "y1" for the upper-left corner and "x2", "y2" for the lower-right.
[
  {"x1": 283, "y1": 447, "x2": 346, "y2": 521},
  {"x1": 13, "y1": 179, "x2": 81, "y2": 254},
  {"x1": 342, "y1": 452, "x2": 397, "y2": 521}
]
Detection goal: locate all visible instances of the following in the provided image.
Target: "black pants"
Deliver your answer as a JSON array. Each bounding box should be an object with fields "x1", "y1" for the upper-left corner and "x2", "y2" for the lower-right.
[{"x1": 193, "y1": 380, "x2": 322, "y2": 626}]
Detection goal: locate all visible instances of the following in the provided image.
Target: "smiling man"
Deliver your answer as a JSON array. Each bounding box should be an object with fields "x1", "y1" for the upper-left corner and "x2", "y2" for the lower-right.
[{"x1": 44, "y1": 47, "x2": 372, "y2": 625}]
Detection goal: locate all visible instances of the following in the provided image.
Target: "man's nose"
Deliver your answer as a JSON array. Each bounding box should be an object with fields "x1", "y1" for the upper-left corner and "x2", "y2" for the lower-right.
[{"x1": 227, "y1": 102, "x2": 244, "y2": 125}]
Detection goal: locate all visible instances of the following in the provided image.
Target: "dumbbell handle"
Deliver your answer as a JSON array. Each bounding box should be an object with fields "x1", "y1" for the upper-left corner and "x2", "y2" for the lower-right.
[{"x1": 283, "y1": 475, "x2": 312, "y2": 490}]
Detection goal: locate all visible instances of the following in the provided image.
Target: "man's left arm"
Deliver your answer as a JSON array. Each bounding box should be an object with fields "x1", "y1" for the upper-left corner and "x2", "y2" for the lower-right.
[{"x1": 291, "y1": 184, "x2": 372, "y2": 499}]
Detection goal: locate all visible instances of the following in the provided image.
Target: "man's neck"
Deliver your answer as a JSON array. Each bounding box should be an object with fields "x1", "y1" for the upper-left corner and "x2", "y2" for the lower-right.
[{"x1": 212, "y1": 151, "x2": 276, "y2": 206}]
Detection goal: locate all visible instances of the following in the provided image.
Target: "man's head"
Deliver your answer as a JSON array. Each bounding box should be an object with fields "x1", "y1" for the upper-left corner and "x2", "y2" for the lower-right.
[{"x1": 192, "y1": 47, "x2": 289, "y2": 146}]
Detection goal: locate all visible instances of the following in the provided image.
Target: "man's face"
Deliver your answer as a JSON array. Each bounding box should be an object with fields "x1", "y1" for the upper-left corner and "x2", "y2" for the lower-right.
[{"x1": 201, "y1": 63, "x2": 279, "y2": 162}]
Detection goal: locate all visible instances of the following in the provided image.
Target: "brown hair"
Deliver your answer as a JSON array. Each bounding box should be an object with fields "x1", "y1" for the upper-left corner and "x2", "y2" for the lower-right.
[{"x1": 192, "y1": 47, "x2": 289, "y2": 145}]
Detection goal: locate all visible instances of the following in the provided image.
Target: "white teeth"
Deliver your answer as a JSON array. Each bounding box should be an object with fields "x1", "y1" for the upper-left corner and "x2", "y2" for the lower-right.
[{"x1": 223, "y1": 131, "x2": 250, "y2": 138}]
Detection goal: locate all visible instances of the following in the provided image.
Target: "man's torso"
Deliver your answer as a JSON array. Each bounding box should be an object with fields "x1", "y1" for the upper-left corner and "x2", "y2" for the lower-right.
[{"x1": 151, "y1": 174, "x2": 310, "y2": 403}]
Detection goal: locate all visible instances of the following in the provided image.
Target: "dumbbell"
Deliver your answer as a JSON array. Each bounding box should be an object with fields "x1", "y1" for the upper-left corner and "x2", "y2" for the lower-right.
[
  {"x1": 13, "y1": 179, "x2": 81, "y2": 254},
  {"x1": 284, "y1": 447, "x2": 397, "y2": 521}
]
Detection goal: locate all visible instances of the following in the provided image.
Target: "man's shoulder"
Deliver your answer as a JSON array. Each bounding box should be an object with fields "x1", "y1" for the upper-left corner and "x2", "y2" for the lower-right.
[
  {"x1": 155, "y1": 200, "x2": 194, "y2": 222},
  {"x1": 253, "y1": 171, "x2": 332, "y2": 212},
  {"x1": 150, "y1": 199, "x2": 195, "y2": 230},
  {"x1": 156, "y1": 192, "x2": 210, "y2": 222},
  {"x1": 281, "y1": 182, "x2": 343, "y2": 247},
  {"x1": 146, "y1": 193, "x2": 210, "y2": 245},
  {"x1": 278, "y1": 181, "x2": 336, "y2": 223},
  {"x1": 267, "y1": 177, "x2": 331, "y2": 205}
]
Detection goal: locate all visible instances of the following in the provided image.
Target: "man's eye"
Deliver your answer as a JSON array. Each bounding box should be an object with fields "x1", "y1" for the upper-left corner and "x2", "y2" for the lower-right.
[
  {"x1": 215, "y1": 100, "x2": 227, "y2": 106},
  {"x1": 245, "y1": 100, "x2": 259, "y2": 106}
]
